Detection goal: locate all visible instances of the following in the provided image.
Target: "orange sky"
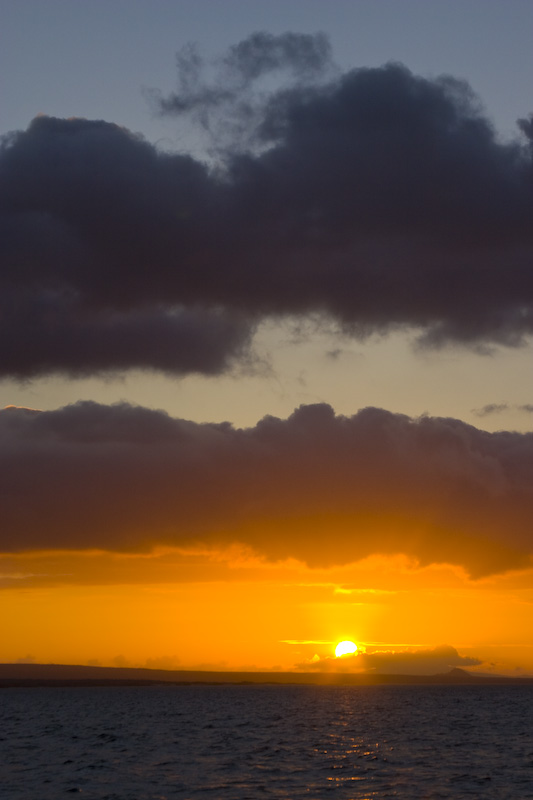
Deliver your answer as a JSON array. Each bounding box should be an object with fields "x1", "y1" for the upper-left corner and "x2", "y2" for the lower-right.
[
  {"x1": 1, "y1": 401, "x2": 532, "y2": 676},
  {"x1": 2, "y1": 543, "x2": 533, "y2": 675}
]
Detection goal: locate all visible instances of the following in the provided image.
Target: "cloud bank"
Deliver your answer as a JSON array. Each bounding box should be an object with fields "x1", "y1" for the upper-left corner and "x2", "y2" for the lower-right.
[
  {"x1": 301, "y1": 645, "x2": 481, "y2": 675},
  {"x1": 1, "y1": 33, "x2": 532, "y2": 378},
  {"x1": 1, "y1": 401, "x2": 531, "y2": 576}
]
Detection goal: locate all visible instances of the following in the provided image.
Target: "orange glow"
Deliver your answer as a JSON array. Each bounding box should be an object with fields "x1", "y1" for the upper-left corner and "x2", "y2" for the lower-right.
[{"x1": 1, "y1": 546, "x2": 533, "y2": 675}]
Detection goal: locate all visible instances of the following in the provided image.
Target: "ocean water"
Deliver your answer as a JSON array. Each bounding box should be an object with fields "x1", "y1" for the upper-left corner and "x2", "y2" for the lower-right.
[{"x1": 1, "y1": 684, "x2": 532, "y2": 799}]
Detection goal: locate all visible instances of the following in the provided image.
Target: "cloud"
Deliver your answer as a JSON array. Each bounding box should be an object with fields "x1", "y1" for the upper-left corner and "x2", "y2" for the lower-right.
[
  {"x1": 300, "y1": 645, "x2": 481, "y2": 675},
  {"x1": 15, "y1": 654, "x2": 36, "y2": 664},
  {"x1": 158, "y1": 31, "x2": 334, "y2": 150},
  {"x1": 144, "y1": 655, "x2": 181, "y2": 671},
  {"x1": 1, "y1": 401, "x2": 531, "y2": 577},
  {"x1": 473, "y1": 403, "x2": 533, "y2": 417},
  {"x1": 1, "y1": 38, "x2": 532, "y2": 378},
  {"x1": 0, "y1": 296, "x2": 253, "y2": 379},
  {"x1": 472, "y1": 403, "x2": 509, "y2": 417},
  {"x1": 0, "y1": 116, "x2": 254, "y2": 378}
]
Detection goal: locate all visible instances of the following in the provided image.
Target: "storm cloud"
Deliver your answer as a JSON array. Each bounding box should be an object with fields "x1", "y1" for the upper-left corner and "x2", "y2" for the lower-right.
[
  {"x1": 1, "y1": 401, "x2": 531, "y2": 576},
  {"x1": 1, "y1": 33, "x2": 532, "y2": 377}
]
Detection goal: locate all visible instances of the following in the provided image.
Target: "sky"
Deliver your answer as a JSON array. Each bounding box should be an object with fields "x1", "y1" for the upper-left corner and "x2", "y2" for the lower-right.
[{"x1": 1, "y1": 0, "x2": 532, "y2": 675}]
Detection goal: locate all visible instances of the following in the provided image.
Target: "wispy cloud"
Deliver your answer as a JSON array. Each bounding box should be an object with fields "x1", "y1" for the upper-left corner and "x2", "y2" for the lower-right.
[
  {"x1": 472, "y1": 403, "x2": 509, "y2": 417},
  {"x1": 472, "y1": 403, "x2": 533, "y2": 417},
  {"x1": 281, "y1": 640, "x2": 334, "y2": 645}
]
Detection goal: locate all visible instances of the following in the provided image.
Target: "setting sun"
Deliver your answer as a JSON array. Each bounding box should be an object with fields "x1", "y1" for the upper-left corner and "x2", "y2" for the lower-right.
[{"x1": 335, "y1": 641, "x2": 358, "y2": 658}]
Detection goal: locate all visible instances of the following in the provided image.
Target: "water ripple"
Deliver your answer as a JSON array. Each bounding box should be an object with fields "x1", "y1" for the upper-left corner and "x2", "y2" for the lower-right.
[{"x1": 0, "y1": 685, "x2": 532, "y2": 799}]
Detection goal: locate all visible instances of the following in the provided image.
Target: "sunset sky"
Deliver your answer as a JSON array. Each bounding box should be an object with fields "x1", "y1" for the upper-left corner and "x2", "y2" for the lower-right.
[{"x1": 1, "y1": 0, "x2": 532, "y2": 676}]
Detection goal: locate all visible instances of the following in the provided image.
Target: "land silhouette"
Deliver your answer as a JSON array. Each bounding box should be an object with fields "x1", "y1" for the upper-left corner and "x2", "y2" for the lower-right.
[{"x1": 1, "y1": 663, "x2": 532, "y2": 688}]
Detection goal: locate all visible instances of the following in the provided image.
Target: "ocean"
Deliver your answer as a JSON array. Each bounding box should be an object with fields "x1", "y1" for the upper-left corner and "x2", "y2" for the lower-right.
[{"x1": 1, "y1": 684, "x2": 532, "y2": 799}]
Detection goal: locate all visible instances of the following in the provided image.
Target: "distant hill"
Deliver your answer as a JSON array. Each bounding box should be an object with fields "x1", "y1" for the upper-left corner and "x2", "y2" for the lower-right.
[{"x1": 1, "y1": 663, "x2": 532, "y2": 688}]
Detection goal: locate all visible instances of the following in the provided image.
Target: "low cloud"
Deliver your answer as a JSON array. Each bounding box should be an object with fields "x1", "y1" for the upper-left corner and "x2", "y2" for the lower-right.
[
  {"x1": 299, "y1": 645, "x2": 481, "y2": 675},
  {"x1": 15, "y1": 655, "x2": 36, "y2": 664},
  {"x1": 1, "y1": 401, "x2": 532, "y2": 577},
  {"x1": 1, "y1": 33, "x2": 532, "y2": 378}
]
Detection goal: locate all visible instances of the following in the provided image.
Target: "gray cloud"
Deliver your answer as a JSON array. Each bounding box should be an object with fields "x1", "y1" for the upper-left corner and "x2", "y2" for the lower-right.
[
  {"x1": 1, "y1": 34, "x2": 532, "y2": 378},
  {"x1": 473, "y1": 403, "x2": 533, "y2": 417},
  {"x1": 157, "y1": 32, "x2": 334, "y2": 152},
  {"x1": 1, "y1": 402, "x2": 531, "y2": 576},
  {"x1": 472, "y1": 403, "x2": 509, "y2": 417}
]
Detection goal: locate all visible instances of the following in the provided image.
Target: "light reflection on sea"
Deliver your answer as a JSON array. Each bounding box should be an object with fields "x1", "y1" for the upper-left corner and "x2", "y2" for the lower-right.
[{"x1": 1, "y1": 684, "x2": 532, "y2": 799}]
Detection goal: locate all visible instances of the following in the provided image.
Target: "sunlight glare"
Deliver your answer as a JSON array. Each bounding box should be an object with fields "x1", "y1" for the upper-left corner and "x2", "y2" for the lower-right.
[{"x1": 335, "y1": 640, "x2": 358, "y2": 658}]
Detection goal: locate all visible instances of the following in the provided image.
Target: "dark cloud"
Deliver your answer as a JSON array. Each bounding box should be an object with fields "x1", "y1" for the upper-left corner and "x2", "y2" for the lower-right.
[
  {"x1": 302, "y1": 645, "x2": 481, "y2": 675},
  {"x1": 0, "y1": 295, "x2": 252, "y2": 378},
  {"x1": 1, "y1": 34, "x2": 532, "y2": 378},
  {"x1": 0, "y1": 116, "x2": 254, "y2": 378},
  {"x1": 519, "y1": 404, "x2": 533, "y2": 414},
  {"x1": 1, "y1": 402, "x2": 531, "y2": 577},
  {"x1": 517, "y1": 113, "x2": 533, "y2": 152}
]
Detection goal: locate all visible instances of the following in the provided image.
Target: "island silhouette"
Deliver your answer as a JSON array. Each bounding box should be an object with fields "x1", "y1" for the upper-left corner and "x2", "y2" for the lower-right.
[{"x1": 1, "y1": 663, "x2": 532, "y2": 688}]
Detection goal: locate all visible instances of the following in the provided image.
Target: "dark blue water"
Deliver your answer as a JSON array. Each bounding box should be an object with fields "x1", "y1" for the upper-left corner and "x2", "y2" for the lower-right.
[{"x1": 1, "y1": 685, "x2": 532, "y2": 799}]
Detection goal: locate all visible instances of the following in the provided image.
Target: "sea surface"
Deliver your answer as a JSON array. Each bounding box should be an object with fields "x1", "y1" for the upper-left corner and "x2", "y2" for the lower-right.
[{"x1": 1, "y1": 684, "x2": 532, "y2": 799}]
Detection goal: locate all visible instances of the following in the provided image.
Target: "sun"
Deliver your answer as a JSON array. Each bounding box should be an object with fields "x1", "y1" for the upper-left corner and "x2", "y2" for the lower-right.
[{"x1": 335, "y1": 640, "x2": 358, "y2": 658}]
